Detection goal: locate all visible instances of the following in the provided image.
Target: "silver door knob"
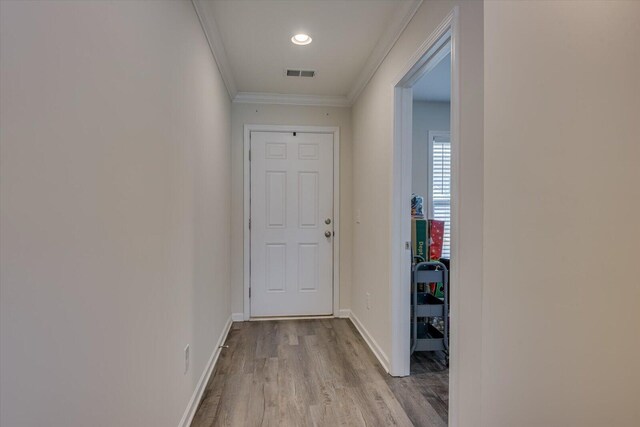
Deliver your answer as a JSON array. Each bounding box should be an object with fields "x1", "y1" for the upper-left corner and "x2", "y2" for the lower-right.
[
  {"x1": 324, "y1": 230, "x2": 332, "y2": 238},
  {"x1": 325, "y1": 218, "x2": 332, "y2": 225}
]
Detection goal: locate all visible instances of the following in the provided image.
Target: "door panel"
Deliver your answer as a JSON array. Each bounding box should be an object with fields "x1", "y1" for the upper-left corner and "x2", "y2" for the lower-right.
[
  {"x1": 298, "y1": 243, "x2": 319, "y2": 291},
  {"x1": 250, "y1": 131, "x2": 333, "y2": 316},
  {"x1": 265, "y1": 172, "x2": 286, "y2": 227},
  {"x1": 298, "y1": 172, "x2": 319, "y2": 228},
  {"x1": 265, "y1": 244, "x2": 286, "y2": 292}
]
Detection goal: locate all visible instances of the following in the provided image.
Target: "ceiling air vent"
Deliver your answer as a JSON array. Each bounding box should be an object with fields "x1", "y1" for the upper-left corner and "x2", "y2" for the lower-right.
[{"x1": 285, "y1": 69, "x2": 316, "y2": 78}]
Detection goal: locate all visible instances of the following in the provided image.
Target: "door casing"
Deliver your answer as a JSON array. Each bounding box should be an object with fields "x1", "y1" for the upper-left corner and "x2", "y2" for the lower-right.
[
  {"x1": 390, "y1": 7, "x2": 464, "y2": 427},
  {"x1": 243, "y1": 124, "x2": 340, "y2": 320}
]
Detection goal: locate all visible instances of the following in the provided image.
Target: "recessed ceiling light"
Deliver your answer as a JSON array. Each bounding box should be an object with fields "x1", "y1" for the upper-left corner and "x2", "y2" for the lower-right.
[{"x1": 291, "y1": 33, "x2": 312, "y2": 46}]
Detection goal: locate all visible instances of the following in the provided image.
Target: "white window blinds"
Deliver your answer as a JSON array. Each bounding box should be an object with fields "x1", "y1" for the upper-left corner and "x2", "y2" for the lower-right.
[{"x1": 430, "y1": 133, "x2": 451, "y2": 259}]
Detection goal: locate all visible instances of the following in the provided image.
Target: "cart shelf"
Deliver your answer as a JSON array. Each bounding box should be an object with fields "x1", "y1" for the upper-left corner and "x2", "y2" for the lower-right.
[{"x1": 411, "y1": 261, "x2": 449, "y2": 362}]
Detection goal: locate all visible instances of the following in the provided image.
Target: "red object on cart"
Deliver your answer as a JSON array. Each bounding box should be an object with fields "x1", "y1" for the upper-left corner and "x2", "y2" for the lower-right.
[
  {"x1": 428, "y1": 219, "x2": 446, "y2": 297},
  {"x1": 429, "y1": 219, "x2": 445, "y2": 260}
]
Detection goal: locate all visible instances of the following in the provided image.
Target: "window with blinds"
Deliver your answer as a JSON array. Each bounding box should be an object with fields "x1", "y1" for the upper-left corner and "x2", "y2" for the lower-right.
[{"x1": 430, "y1": 132, "x2": 451, "y2": 259}]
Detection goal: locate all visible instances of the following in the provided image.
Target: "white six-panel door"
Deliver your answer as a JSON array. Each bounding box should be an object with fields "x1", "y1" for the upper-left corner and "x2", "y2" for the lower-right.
[{"x1": 250, "y1": 131, "x2": 334, "y2": 316}]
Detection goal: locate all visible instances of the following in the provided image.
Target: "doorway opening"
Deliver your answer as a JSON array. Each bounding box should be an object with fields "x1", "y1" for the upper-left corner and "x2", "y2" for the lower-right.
[{"x1": 390, "y1": 8, "x2": 458, "y2": 425}]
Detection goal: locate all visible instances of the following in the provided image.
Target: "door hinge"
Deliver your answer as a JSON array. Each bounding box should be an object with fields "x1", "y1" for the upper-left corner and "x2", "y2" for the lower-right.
[
  {"x1": 249, "y1": 218, "x2": 251, "y2": 230},
  {"x1": 249, "y1": 287, "x2": 251, "y2": 298},
  {"x1": 248, "y1": 150, "x2": 251, "y2": 161}
]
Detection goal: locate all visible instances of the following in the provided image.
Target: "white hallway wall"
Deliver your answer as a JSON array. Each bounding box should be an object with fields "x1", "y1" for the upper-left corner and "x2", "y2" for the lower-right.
[
  {"x1": 0, "y1": 1, "x2": 231, "y2": 426},
  {"x1": 350, "y1": 1, "x2": 484, "y2": 424},
  {"x1": 482, "y1": 1, "x2": 640, "y2": 426},
  {"x1": 3, "y1": 1, "x2": 638, "y2": 426},
  {"x1": 352, "y1": 0, "x2": 640, "y2": 425},
  {"x1": 412, "y1": 101, "x2": 451, "y2": 199},
  {"x1": 230, "y1": 103, "x2": 353, "y2": 315}
]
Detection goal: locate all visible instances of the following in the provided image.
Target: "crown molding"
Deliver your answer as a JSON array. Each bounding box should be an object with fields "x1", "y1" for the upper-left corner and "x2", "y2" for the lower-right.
[
  {"x1": 347, "y1": 0, "x2": 423, "y2": 104},
  {"x1": 233, "y1": 92, "x2": 351, "y2": 108},
  {"x1": 191, "y1": 0, "x2": 237, "y2": 99}
]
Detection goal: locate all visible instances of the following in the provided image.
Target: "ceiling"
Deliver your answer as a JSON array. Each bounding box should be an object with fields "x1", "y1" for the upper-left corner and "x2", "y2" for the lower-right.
[
  {"x1": 194, "y1": 0, "x2": 422, "y2": 105},
  {"x1": 413, "y1": 52, "x2": 450, "y2": 103}
]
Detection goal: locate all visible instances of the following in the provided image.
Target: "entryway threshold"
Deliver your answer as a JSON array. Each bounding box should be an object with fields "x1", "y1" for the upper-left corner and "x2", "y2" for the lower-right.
[{"x1": 249, "y1": 315, "x2": 334, "y2": 321}]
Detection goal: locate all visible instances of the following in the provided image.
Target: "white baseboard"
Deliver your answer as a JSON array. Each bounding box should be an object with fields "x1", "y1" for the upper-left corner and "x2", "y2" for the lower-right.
[
  {"x1": 337, "y1": 309, "x2": 351, "y2": 318},
  {"x1": 348, "y1": 311, "x2": 390, "y2": 373},
  {"x1": 178, "y1": 315, "x2": 233, "y2": 427},
  {"x1": 231, "y1": 312, "x2": 244, "y2": 322}
]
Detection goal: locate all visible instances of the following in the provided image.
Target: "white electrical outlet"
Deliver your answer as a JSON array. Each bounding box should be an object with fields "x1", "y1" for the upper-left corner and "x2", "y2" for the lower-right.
[
  {"x1": 366, "y1": 292, "x2": 371, "y2": 310},
  {"x1": 184, "y1": 344, "x2": 190, "y2": 374}
]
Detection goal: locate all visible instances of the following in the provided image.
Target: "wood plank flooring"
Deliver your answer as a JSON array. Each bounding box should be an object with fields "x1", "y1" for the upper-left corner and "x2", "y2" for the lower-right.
[{"x1": 191, "y1": 318, "x2": 448, "y2": 427}]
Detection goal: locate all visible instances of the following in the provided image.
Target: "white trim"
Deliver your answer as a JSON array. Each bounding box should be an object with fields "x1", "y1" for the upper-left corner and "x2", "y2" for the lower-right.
[
  {"x1": 347, "y1": 0, "x2": 423, "y2": 104},
  {"x1": 447, "y1": 11, "x2": 462, "y2": 426},
  {"x1": 390, "y1": 2, "x2": 460, "y2": 413},
  {"x1": 332, "y1": 128, "x2": 341, "y2": 316},
  {"x1": 243, "y1": 126, "x2": 251, "y2": 321},
  {"x1": 348, "y1": 312, "x2": 390, "y2": 373},
  {"x1": 233, "y1": 92, "x2": 350, "y2": 108},
  {"x1": 178, "y1": 315, "x2": 233, "y2": 427},
  {"x1": 337, "y1": 309, "x2": 351, "y2": 319},
  {"x1": 231, "y1": 312, "x2": 244, "y2": 322},
  {"x1": 392, "y1": 28, "x2": 452, "y2": 87},
  {"x1": 390, "y1": 83, "x2": 413, "y2": 377},
  {"x1": 191, "y1": 0, "x2": 237, "y2": 99},
  {"x1": 243, "y1": 125, "x2": 341, "y2": 321}
]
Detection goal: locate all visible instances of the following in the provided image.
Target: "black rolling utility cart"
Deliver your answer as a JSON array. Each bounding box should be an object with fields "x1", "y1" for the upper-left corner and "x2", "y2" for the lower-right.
[{"x1": 410, "y1": 261, "x2": 449, "y2": 364}]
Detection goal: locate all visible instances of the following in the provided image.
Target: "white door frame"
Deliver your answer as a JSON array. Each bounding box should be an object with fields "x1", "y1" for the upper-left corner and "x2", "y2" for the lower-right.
[
  {"x1": 243, "y1": 124, "x2": 340, "y2": 320},
  {"x1": 390, "y1": 5, "x2": 460, "y2": 418}
]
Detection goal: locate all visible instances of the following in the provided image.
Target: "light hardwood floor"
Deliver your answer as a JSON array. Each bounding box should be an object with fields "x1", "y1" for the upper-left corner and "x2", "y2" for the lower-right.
[{"x1": 191, "y1": 318, "x2": 448, "y2": 427}]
